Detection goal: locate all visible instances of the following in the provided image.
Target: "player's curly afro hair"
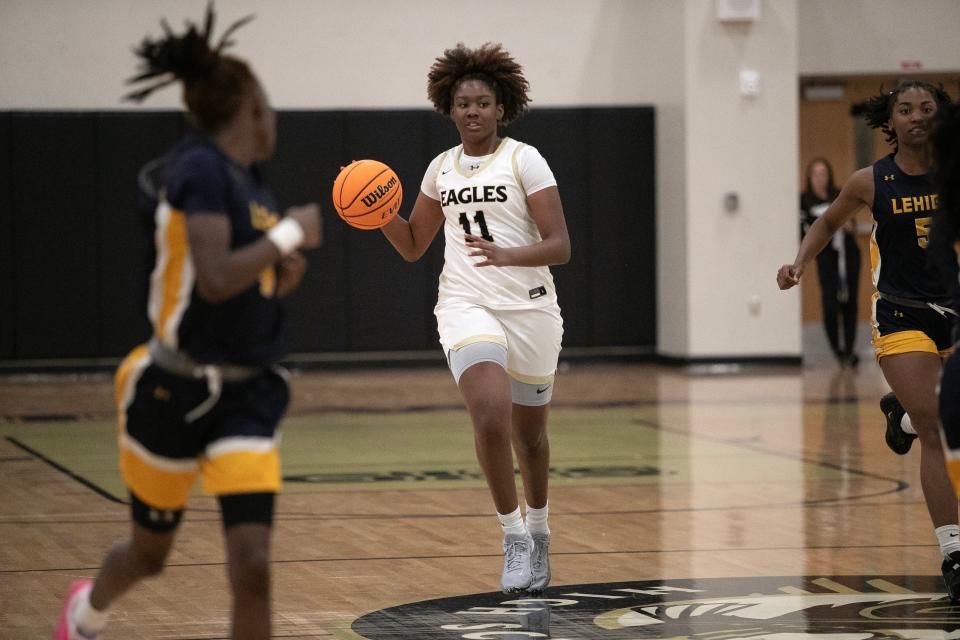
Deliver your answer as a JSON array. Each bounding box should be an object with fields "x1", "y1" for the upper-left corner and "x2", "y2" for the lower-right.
[
  {"x1": 855, "y1": 80, "x2": 952, "y2": 150},
  {"x1": 427, "y1": 42, "x2": 531, "y2": 125},
  {"x1": 125, "y1": 1, "x2": 256, "y2": 133}
]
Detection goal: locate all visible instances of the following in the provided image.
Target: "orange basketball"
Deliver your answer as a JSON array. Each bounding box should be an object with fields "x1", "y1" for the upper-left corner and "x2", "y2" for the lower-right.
[{"x1": 332, "y1": 160, "x2": 403, "y2": 229}]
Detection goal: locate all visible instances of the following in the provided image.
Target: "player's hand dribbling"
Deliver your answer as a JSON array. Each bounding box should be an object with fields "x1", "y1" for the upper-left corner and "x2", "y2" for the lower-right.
[
  {"x1": 466, "y1": 234, "x2": 510, "y2": 267},
  {"x1": 286, "y1": 204, "x2": 323, "y2": 248},
  {"x1": 777, "y1": 264, "x2": 802, "y2": 290}
]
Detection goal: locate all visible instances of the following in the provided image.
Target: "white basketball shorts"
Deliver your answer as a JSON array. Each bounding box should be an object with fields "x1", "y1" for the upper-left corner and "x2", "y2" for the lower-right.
[{"x1": 435, "y1": 297, "x2": 563, "y2": 385}]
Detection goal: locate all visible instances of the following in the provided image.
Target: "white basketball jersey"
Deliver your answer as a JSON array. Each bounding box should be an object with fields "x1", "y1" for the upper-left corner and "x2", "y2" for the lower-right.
[{"x1": 427, "y1": 137, "x2": 558, "y2": 309}]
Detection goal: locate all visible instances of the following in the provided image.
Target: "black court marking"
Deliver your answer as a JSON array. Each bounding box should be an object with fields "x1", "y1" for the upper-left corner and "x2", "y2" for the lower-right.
[
  {"x1": 20, "y1": 413, "x2": 78, "y2": 422},
  {"x1": 352, "y1": 576, "x2": 959, "y2": 639},
  {"x1": 285, "y1": 465, "x2": 665, "y2": 485},
  {"x1": 5, "y1": 436, "x2": 125, "y2": 503},
  {"x1": 0, "y1": 546, "x2": 942, "y2": 576},
  {"x1": 0, "y1": 394, "x2": 892, "y2": 421}
]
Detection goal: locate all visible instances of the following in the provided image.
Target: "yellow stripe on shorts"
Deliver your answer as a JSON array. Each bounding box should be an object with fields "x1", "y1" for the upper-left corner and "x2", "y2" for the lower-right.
[
  {"x1": 202, "y1": 437, "x2": 281, "y2": 496},
  {"x1": 872, "y1": 329, "x2": 941, "y2": 361},
  {"x1": 120, "y1": 445, "x2": 198, "y2": 511}
]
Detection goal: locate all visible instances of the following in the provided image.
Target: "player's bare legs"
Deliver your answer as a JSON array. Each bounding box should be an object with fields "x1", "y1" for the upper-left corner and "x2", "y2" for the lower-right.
[
  {"x1": 512, "y1": 404, "x2": 549, "y2": 510},
  {"x1": 55, "y1": 524, "x2": 175, "y2": 639},
  {"x1": 225, "y1": 523, "x2": 272, "y2": 640},
  {"x1": 512, "y1": 402, "x2": 551, "y2": 592},
  {"x1": 458, "y1": 362, "x2": 518, "y2": 513},
  {"x1": 89, "y1": 525, "x2": 176, "y2": 609},
  {"x1": 458, "y1": 362, "x2": 533, "y2": 592},
  {"x1": 881, "y1": 352, "x2": 957, "y2": 527}
]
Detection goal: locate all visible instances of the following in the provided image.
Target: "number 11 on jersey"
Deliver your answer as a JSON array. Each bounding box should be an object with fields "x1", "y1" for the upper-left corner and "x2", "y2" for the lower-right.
[{"x1": 459, "y1": 210, "x2": 494, "y2": 242}]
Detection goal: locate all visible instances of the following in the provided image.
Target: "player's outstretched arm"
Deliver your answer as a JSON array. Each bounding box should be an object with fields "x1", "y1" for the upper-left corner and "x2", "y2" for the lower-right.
[
  {"x1": 381, "y1": 191, "x2": 444, "y2": 262},
  {"x1": 777, "y1": 167, "x2": 872, "y2": 290}
]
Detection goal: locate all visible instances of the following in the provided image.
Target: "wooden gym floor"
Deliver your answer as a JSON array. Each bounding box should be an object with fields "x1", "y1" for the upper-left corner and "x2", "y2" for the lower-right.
[{"x1": 0, "y1": 357, "x2": 953, "y2": 638}]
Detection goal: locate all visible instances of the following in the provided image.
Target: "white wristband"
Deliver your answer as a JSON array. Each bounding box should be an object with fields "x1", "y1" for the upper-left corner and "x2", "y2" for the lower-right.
[{"x1": 266, "y1": 218, "x2": 305, "y2": 256}]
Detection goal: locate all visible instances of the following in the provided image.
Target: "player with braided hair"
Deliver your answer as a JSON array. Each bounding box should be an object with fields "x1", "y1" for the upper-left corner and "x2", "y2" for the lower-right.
[
  {"x1": 54, "y1": 5, "x2": 320, "y2": 639},
  {"x1": 381, "y1": 42, "x2": 570, "y2": 593},
  {"x1": 778, "y1": 80, "x2": 959, "y2": 599}
]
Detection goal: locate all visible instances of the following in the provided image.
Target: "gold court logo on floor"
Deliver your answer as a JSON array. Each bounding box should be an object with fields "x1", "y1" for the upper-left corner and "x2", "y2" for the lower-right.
[{"x1": 351, "y1": 576, "x2": 959, "y2": 639}]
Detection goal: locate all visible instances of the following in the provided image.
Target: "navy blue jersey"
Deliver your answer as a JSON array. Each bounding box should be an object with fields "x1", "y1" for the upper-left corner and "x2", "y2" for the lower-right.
[
  {"x1": 148, "y1": 135, "x2": 284, "y2": 365},
  {"x1": 870, "y1": 153, "x2": 948, "y2": 302}
]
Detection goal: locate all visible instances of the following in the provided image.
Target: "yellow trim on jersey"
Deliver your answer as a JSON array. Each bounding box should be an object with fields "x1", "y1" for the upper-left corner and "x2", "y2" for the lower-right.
[
  {"x1": 114, "y1": 344, "x2": 150, "y2": 412},
  {"x1": 507, "y1": 368, "x2": 555, "y2": 385},
  {"x1": 451, "y1": 334, "x2": 508, "y2": 351},
  {"x1": 511, "y1": 142, "x2": 528, "y2": 194},
  {"x1": 453, "y1": 137, "x2": 511, "y2": 178},
  {"x1": 869, "y1": 225, "x2": 881, "y2": 288},
  {"x1": 201, "y1": 449, "x2": 281, "y2": 496},
  {"x1": 156, "y1": 207, "x2": 190, "y2": 341}
]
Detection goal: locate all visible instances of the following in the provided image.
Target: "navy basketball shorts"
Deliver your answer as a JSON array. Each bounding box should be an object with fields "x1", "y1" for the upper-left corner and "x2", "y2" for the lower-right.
[
  {"x1": 870, "y1": 293, "x2": 953, "y2": 362},
  {"x1": 114, "y1": 345, "x2": 289, "y2": 513}
]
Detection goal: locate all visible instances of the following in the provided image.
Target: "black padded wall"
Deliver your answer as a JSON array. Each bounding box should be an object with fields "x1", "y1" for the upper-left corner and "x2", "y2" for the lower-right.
[
  {"x1": 96, "y1": 112, "x2": 184, "y2": 356},
  {"x1": 586, "y1": 108, "x2": 656, "y2": 346},
  {"x1": 268, "y1": 112, "x2": 349, "y2": 352},
  {"x1": 0, "y1": 107, "x2": 655, "y2": 362},
  {"x1": 11, "y1": 114, "x2": 100, "y2": 359},
  {"x1": 0, "y1": 114, "x2": 13, "y2": 358},
  {"x1": 340, "y1": 111, "x2": 438, "y2": 351}
]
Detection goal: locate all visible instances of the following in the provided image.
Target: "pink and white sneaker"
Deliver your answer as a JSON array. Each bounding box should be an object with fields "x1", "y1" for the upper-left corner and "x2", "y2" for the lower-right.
[{"x1": 54, "y1": 580, "x2": 101, "y2": 640}]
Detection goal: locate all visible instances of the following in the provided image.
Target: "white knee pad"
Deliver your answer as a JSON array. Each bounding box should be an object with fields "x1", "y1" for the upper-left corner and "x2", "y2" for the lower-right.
[
  {"x1": 448, "y1": 341, "x2": 508, "y2": 384},
  {"x1": 510, "y1": 377, "x2": 554, "y2": 406}
]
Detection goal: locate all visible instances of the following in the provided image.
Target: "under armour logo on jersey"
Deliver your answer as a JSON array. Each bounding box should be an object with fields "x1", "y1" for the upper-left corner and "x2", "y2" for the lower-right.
[{"x1": 883, "y1": 174, "x2": 896, "y2": 181}]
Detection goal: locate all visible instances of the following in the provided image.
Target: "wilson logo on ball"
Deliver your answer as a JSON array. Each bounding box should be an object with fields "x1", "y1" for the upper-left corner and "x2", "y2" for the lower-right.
[
  {"x1": 333, "y1": 159, "x2": 403, "y2": 230},
  {"x1": 360, "y1": 176, "x2": 398, "y2": 208}
]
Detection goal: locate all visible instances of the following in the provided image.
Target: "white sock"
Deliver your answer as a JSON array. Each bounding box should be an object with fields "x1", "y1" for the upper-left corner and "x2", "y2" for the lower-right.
[
  {"x1": 901, "y1": 413, "x2": 917, "y2": 435},
  {"x1": 525, "y1": 502, "x2": 550, "y2": 535},
  {"x1": 74, "y1": 588, "x2": 109, "y2": 636},
  {"x1": 936, "y1": 524, "x2": 960, "y2": 558},
  {"x1": 497, "y1": 506, "x2": 527, "y2": 536}
]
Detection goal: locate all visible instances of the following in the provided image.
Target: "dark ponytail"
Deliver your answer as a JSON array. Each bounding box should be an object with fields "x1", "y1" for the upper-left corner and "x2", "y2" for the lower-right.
[{"x1": 125, "y1": 2, "x2": 255, "y2": 133}]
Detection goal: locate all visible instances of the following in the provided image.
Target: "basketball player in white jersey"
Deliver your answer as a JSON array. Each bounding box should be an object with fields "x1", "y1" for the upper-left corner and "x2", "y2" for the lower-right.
[{"x1": 381, "y1": 42, "x2": 570, "y2": 594}]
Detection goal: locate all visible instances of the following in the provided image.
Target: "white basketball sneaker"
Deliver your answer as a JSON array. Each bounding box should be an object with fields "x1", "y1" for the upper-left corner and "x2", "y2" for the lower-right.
[
  {"x1": 501, "y1": 532, "x2": 534, "y2": 593},
  {"x1": 529, "y1": 532, "x2": 551, "y2": 593}
]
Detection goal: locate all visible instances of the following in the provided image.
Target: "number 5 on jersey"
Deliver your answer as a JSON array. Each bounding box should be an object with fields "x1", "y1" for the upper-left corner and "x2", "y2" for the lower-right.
[
  {"x1": 459, "y1": 210, "x2": 494, "y2": 242},
  {"x1": 916, "y1": 216, "x2": 931, "y2": 248}
]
